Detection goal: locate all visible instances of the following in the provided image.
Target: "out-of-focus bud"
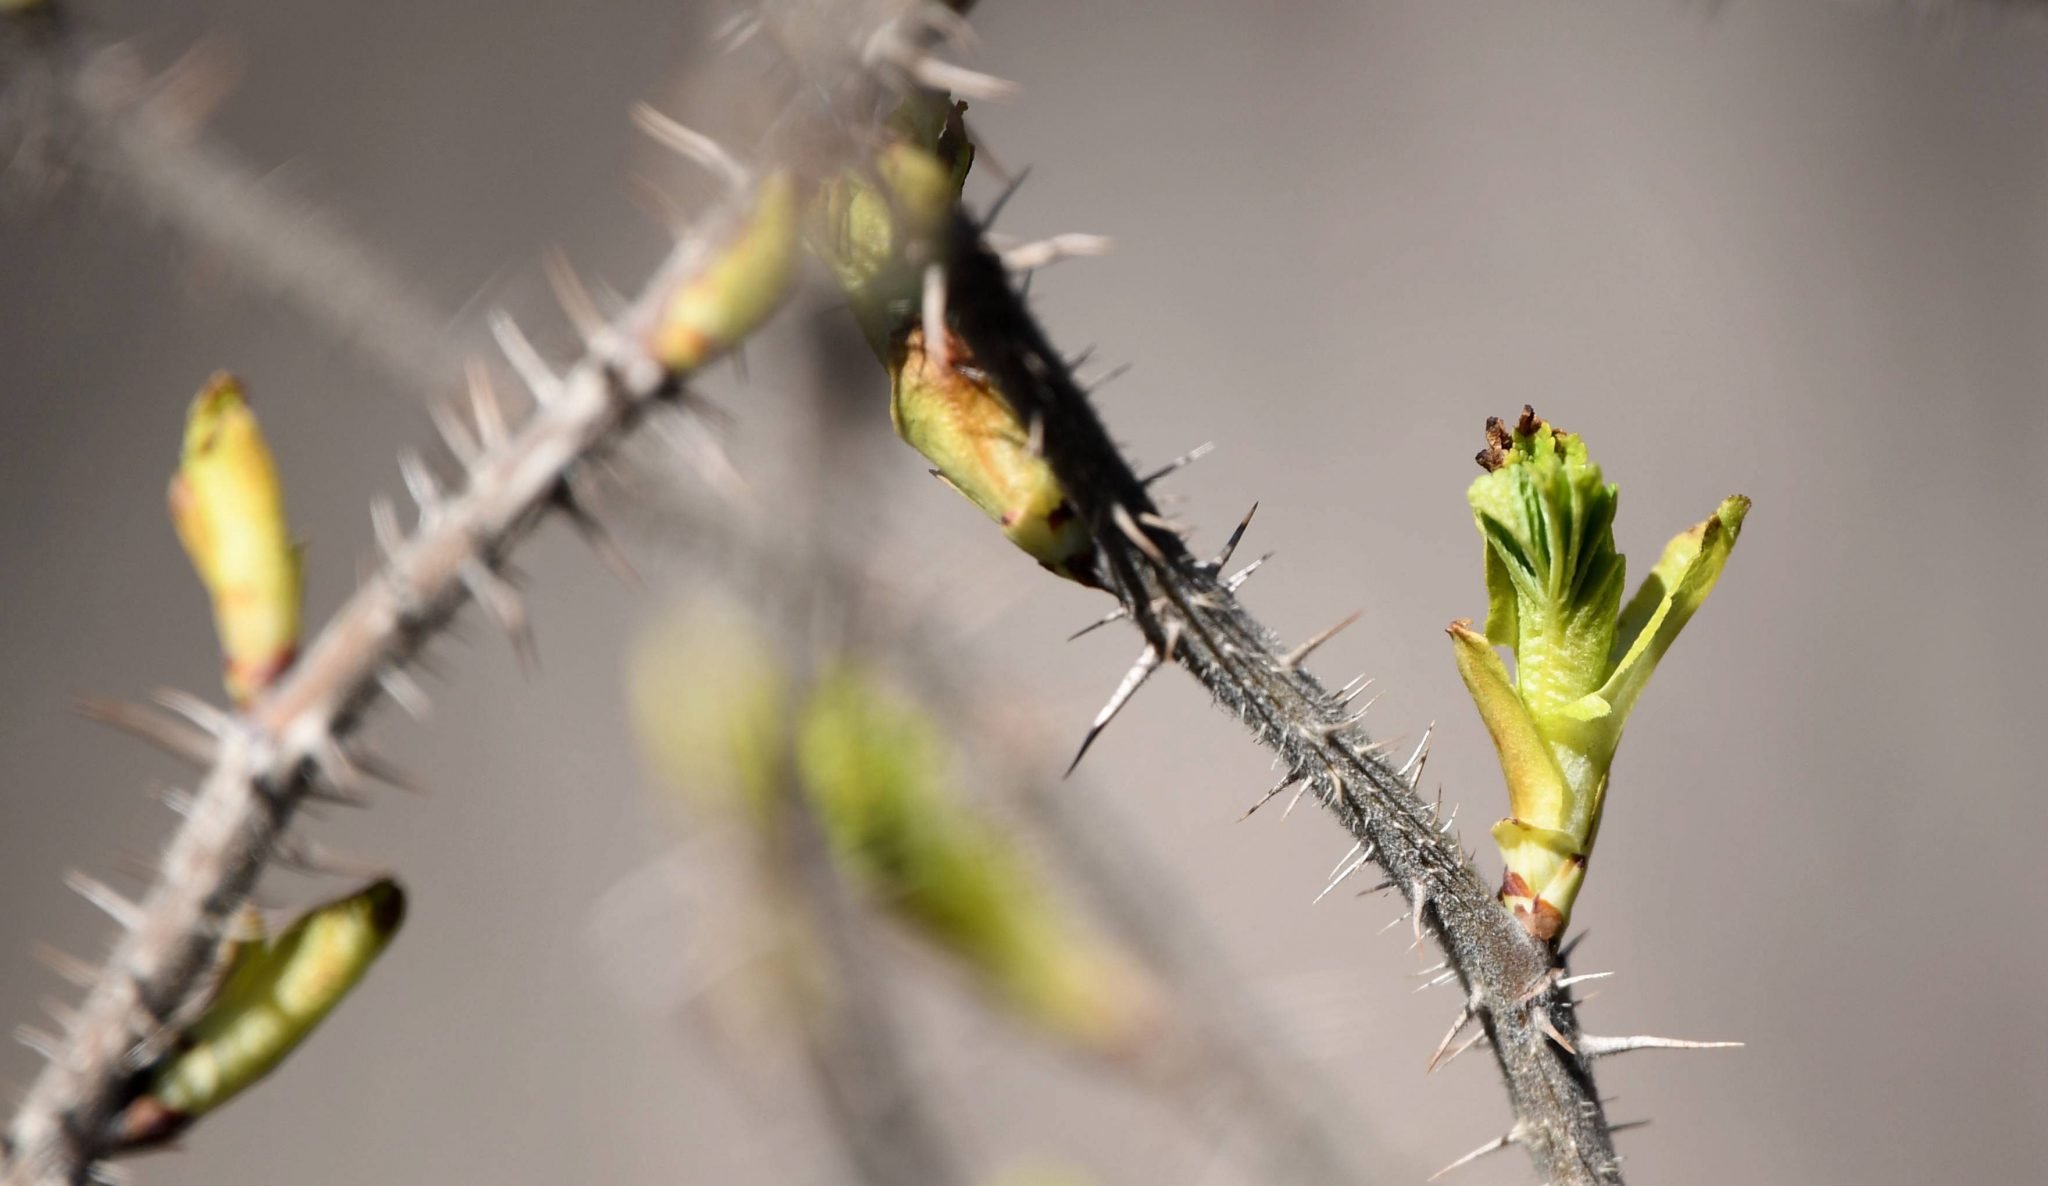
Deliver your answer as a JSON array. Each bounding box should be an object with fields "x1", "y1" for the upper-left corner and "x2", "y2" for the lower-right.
[
  {"x1": 1454, "y1": 407, "x2": 1747, "y2": 941},
  {"x1": 647, "y1": 171, "x2": 801, "y2": 372},
  {"x1": 168, "y1": 372, "x2": 301, "y2": 706}
]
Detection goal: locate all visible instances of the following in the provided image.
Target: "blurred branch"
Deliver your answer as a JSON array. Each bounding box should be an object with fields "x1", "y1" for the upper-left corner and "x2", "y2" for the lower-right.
[{"x1": 6, "y1": 27, "x2": 461, "y2": 396}]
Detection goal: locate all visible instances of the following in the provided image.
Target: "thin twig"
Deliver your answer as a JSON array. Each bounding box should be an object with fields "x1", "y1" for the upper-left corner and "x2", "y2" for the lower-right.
[{"x1": 937, "y1": 212, "x2": 1622, "y2": 1186}]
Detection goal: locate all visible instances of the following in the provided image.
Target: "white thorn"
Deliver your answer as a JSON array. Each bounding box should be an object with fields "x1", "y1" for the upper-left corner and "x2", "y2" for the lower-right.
[
  {"x1": 462, "y1": 561, "x2": 535, "y2": 669},
  {"x1": 397, "y1": 450, "x2": 441, "y2": 516},
  {"x1": 376, "y1": 666, "x2": 432, "y2": 720},
  {"x1": 370, "y1": 495, "x2": 405, "y2": 557},
  {"x1": 430, "y1": 402, "x2": 480, "y2": 468},
  {"x1": 921, "y1": 263, "x2": 951, "y2": 371},
  {"x1": 149, "y1": 688, "x2": 236, "y2": 738},
  {"x1": 1141, "y1": 442, "x2": 1218, "y2": 490},
  {"x1": 1281, "y1": 774, "x2": 1321, "y2": 819},
  {"x1": 1224, "y1": 552, "x2": 1272, "y2": 592},
  {"x1": 64, "y1": 871, "x2": 143, "y2": 931},
  {"x1": 1000, "y1": 232, "x2": 1112, "y2": 272},
  {"x1": 32, "y1": 943, "x2": 98, "y2": 989},
  {"x1": 1578, "y1": 1034, "x2": 1744, "y2": 1058},
  {"x1": 13, "y1": 1026, "x2": 60, "y2": 1061},
  {"x1": 1429, "y1": 1127, "x2": 1522, "y2": 1181},
  {"x1": 1111, "y1": 503, "x2": 1166, "y2": 564},
  {"x1": 1426, "y1": 1002, "x2": 1475, "y2": 1074},
  {"x1": 1415, "y1": 968, "x2": 1458, "y2": 992},
  {"x1": 629, "y1": 103, "x2": 750, "y2": 190},
  {"x1": 466, "y1": 357, "x2": 511, "y2": 451},
  {"x1": 1065, "y1": 644, "x2": 1163, "y2": 776},
  {"x1": 1067, "y1": 604, "x2": 1129, "y2": 642},
  {"x1": 1398, "y1": 722, "x2": 1436, "y2": 787},
  {"x1": 489, "y1": 310, "x2": 563, "y2": 405},
  {"x1": 1556, "y1": 971, "x2": 1613, "y2": 990},
  {"x1": 1314, "y1": 843, "x2": 1375, "y2": 904},
  {"x1": 1410, "y1": 879, "x2": 1430, "y2": 948},
  {"x1": 544, "y1": 248, "x2": 609, "y2": 348},
  {"x1": 1532, "y1": 1005, "x2": 1576, "y2": 1054}
]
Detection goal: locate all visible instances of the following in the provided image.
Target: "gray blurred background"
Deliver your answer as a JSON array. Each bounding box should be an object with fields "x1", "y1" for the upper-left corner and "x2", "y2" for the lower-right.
[{"x1": 3, "y1": 1, "x2": 2046, "y2": 1184}]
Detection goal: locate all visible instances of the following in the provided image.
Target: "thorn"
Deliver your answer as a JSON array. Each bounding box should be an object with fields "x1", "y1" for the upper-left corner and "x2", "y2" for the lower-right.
[
  {"x1": 1556, "y1": 971, "x2": 1613, "y2": 990},
  {"x1": 1201, "y1": 501, "x2": 1257, "y2": 570},
  {"x1": 1142, "y1": 443, "x2": 1217, "y2": 489},
  {"x1": 271, "y1": 835, "x2": 389, "y2": 880},
  {"x1": 556, "y1": 479, "x2": 643, "y2": 589},
  {"x1": 489, "y1": 310, "x2": 563, "y2": 405},
  {"x1": 1440, "y1": 1025, "x2": 1490, "y2": 1069},
  {"x1": 1398, "y1": 723, "x2": 1436, "y2": 788},
  {"x1": 1314, "y1": 843, "x2": 1375, "y2": 903},
  {"x1": 307, "y1": 738, "x2": 373, "y2": 806},
  {"x1": 1558, "y1": 931, "x2": 1590, "y2": 964},
  {"x1": 376, "y1": 666, "x2": 432, "y2": 721},
  {"x1": 1024, "y1": 413, "x2": 1045, "y2": 459},
  {"x1": 73, "y1": 698, "x2": 216, "y2": 766},
  {"x1": 543, "y1": 248, "x2": 608, "y2": 348},
  {"x1": 397, "y1": 450, "x2": 442, "y2": 516},
  {"x1": 1279, "y1": 610, "x2": 1362, "y2": 671},
  {"x1": 149, "y1": 688, "x2": 236, "y2": 739},
  {"x1": 32, "y1": 944, "x2": 98, "y2": 989},
  {"x1": 64, "y1": 871, "x2": 143, "y2": 930},
  {"x1": 349, "y1": 747, "x2": 426, "y2": 796},
  {"x1": 628, "y1": 103, "x2": 750, "y2": 190},
  {"x1": 1532, "y1": 1006, "x2": 1576, "y2": 1054},
  {"x1": 1609, "y1": 1119, "x2": 1653, "y2": 1137},
  {"x1": 920, "y1": 263, "x2": 951, "y2": 371},
  {"x1": 1067, "y1": 605, "x2": 1129, "y2": 642},
  {"x1": 39, "y1": 997, "x2": 79, "y2": 1032},
  {"x1": 1415, "y1": 968, "x2": 1458, "y2": 992},
  {"x1": 430, "y1": 402, "x2": 480, "y2": 468},
  {"x1": 1000, "y1": 232, "x2": 1113, "y2": 272},
  {"x1": 1426, "y1": 1003, "x2": 1475, "y2": 1074},
  {"x1": 981, "y1": 166, "x2": 1032, "y2": 230},
  {"x1": 13, "y1": 1027, "x2": 60, "y2": 1062},
  {"x1": 370, "y1": 495, "x2": 406, "y2": 557},
  {"x1": 1065, "y1": 644, "x2": 1163, "y2": 777},
  {"x1": 1281, "y1": 772, "x2": 1325, "y2": 819},
  {"x1": 1353, "y1": 879, "x2": 1395, "y2": 898},
  {"x1": 462, "y1": 561, "x2": 535, "y2": 670},
  {"x1": 1337, "y1": 677, "x2": 1375, "y2": 706},
  {"x1": 863, "y1": 16, "x2": 1017, "y2": 101},
  {"x1": 1224, "y1": 552, "x2": 1271, "y2": 592},
  {"x1": 153, "y1": 784, "x2": 195, "y2": 816},
  {"x1": 466, "y1": 358, "x2": 511, "y2": 451},
  {"x1": 1577, "y1": 1034, "x2": 1743, "y2": 1058},
  {"x1": 1429, "y1": 1127, "x2": 1522, "y2": 1181},
  {"x1": 1409, "y1": 879, "x2": 1429, "y2": 948},
  {"x1": 1082, "y1": 361, "x2": 1133, "y2": 393},
  {"x1": 1111, "y1": 504, "x2": 1165, "y2": 564},
  {"x1": 1239, "y1": 772, "x2": 1302, "y2": 821}
]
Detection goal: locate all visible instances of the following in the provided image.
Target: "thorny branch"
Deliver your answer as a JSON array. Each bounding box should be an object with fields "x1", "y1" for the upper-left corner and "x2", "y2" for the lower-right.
[{"x1": 935, "y1": 217, "x2": 1622, "y2": 1184}]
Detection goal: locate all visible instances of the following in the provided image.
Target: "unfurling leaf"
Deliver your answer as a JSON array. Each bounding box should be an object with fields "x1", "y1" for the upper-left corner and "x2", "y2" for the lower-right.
[
  {"x1": 110, "y1": 879, "x2": 406, "y2": 1152},
  {"x1": 168, "y1": 372, "x2": 301, "y2": 706},
  {"x1": 1455, "y1": 407, "x2": 1747, "y2": 941}
]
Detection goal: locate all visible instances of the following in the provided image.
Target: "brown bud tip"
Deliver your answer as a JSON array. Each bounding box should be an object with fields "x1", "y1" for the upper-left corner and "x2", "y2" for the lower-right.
[
  {"x1": 108, "y1": 1095, "x2": 192, "y2": 1154},
  {"x1": 1516, "y1": 404, "x2": 1542, "y2": 437},
  {"x1": 1476, "y1": 417, "x2": 1513, "y2": 471}
]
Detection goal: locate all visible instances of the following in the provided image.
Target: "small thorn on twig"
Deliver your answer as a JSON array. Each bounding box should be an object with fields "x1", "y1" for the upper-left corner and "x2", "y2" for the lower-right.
[
  {"x1": 1239, "y1": 772, "x2": 1302, "y2": 821},
  {"x1": 430, "y1": 402, "x2": 480, "y2": 468},
  {"x1": 999, "y1": 233, "x2": 1112, "y2": 273},
  {"x1": 32, "y1": 944, "x2": 98, "y2": 989},
  {"x1": 1282, "y1": 770, "x2": 1329, "y2": 819},
  {"x1": 1532, "y1": 1006, "x2": 1576, "y2": 1054},
  {"x1": 462, "y1": 561, "x2": 535, "y2": 670},
  {"x1": 73, "y1": 698, "x2": 217, "y2": 766},
  {"x1": 1426, "y1": 1003, "x2": 1475, "y2": 1074},
  {"x1": 272, "y1": 835, "x2": 388, "y2": 881},
  {"x1": 1111, "y1": 503, "x2": 1166, "y2": 564},
  {"x1": 64, "y1": 871, "x2": 142, "y2": 931},
  {"x1": 397, "y1": 450, "x2": 442, "y2": 518},
  {"x1": 1067, "y1": 605, "x2": 1129, "y2": 642},
  {"x1": 489, "y1": 310, "x2": 563, "y2": 405},
  {"x1": 1398, "y1": 722, "x2": 1436, "y2": 788},
  {"x1": 1556, "y1": 971, "x2": 1613, "y2": 990},
  {"x1": 543, "y1": 248, "x2": 609, "y2": 349},
  {"x1": 1429, "y1": 1126, "x2": 1523, "y2": 1181},
  {"x1": 629, "y1": 103, "x2": 751, "y2": 191},
  {"x1": 1024, "y1": 413, "x2": 1045, "y2": 459},
  {"x1": 1314, "y1": 842, "x2": 1375, "y2": 903},
  {"x1": 466, "y1": 358, "x2": 511, "y2": 451},
  {"x1": 556, "y1": 480, "x2": 643, "y2": 589},
  {"x1": 1279, "y1": 610, "x2": 1362, "y2": 671},
  {"x1": 1577, "y1": 1033, "x2": 1744, "y2": 1058},
  {"x1": 349, "y1": 746, "x2": 426, "y2": 797},
  {"x1": 149, "y1": 688, "x2": 237, "y2": 739},
  {"x1": 1141, "y1": 443, "x2": 1217, "y2": 489},
  {"x1": 1206, "y1": 501, "x2": 1257, "y2": 570},
  {"x1": 1409, "y1": 879, "x2": 1430, "y2": 948},
  {"x1": 376, "y1": 666, "x2": 432, "y2": 720},
  {"x1": 370, "y1": 495, "x2": 406, "y2": 559},
  {"x1": 1224, "y1": 552, "x2": 1271, "y2": 592},
  {"x1": 1065, "y1": 643, "x2": 1164, "y2": 777},
  {"x1": 13, "y1": 1027, "x2": 60, "y2": 1062}
]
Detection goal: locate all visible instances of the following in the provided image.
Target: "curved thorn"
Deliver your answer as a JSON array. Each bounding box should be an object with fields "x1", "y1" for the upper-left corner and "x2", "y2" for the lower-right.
[
  {"x1": 628, "y1": 103, "x2": 750, "y2": 191},
  {"x1": 1426, "y1": 1002, "x2": 1476, "y2": 1074},
  {"x1": 1280, "y1": 609, "x2": 1362, "y2": 671},
  {"x1": 73, "y1": 698, "x2": 216, "y2": 766},
  {"x1": 1111, "y1": 503, "x2": 1165, "y2": 564}
]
